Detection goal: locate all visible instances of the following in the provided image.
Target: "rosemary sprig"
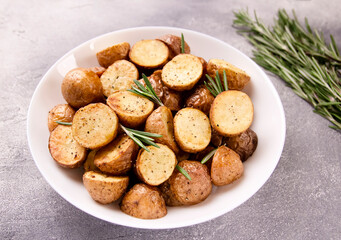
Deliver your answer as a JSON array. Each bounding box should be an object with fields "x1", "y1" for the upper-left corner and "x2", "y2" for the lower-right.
[
  {"x1": 201, "y1": 148, "x2": 217, "y2": 164},
  {"x1": 181, "y1": 33, "x2": 185, "y2": 53},
  {"x1": 176, "y1": 164, "x2": 191, "y2": 181},
  {"x1": 55, "y1": 121, "x2": 72, "y2": 126},
  {"x1": 204, "y1": 70, "x2": 228, "y2": 97},
  {"x1": 120, "y1": 124, "x2": 162, "y2": 152},
  {"x1": 128, "y1": 73, "x2": 164, "y2": 106},
  {"x1": 233, "y1": 9, "x2": 341, "y2": 130}
]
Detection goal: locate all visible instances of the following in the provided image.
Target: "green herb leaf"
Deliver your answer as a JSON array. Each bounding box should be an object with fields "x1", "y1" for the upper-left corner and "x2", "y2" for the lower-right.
[
  {"x1": 201, "y1": 148, "x2": 217, "y2": 164},
  {"x1": 205, "y1": 70, "x2": 229, "y2": 97},
  {"x1": 176, "y1": 164, "x2": 191, "y2": 181},
  {"x1": 181, "y1": 33, "x2": 185, "y2": 53},
  {"x1": 55, "y1": 121, "x2": 72, "y2": 126}
]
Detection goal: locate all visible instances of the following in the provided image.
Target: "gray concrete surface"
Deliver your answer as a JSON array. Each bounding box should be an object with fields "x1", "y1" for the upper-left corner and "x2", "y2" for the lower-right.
[{"x1": 1, "y1": 0, "x2": 341, "y2": 239}]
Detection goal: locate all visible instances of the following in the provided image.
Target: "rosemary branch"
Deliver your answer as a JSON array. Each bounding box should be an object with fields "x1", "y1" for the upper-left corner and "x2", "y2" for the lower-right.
[
  {"x1": 204, "y1": 70, "x2": 228, "y2": 97},
  {"x1": 233, "y1": 9, "x2": 341, "y2": 130}
]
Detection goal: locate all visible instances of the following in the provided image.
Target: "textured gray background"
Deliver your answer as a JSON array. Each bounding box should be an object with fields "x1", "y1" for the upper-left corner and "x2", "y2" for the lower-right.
[{"x1": 1, "y1": 0, "x2": 341, "y2": 239}]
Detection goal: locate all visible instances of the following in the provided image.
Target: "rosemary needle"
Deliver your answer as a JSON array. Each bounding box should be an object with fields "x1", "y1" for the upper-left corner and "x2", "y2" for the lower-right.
[
  {"x1": 55, "y1": 121, "x2": 72, "y2": 126},
  {"x1": 176, "y1": 165, "x2": 191, "y2": 181}
]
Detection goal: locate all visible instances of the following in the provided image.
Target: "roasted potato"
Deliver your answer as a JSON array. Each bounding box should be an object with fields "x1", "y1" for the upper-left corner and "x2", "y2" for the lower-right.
[
  {"x1": 88, "y1": 66, "x2": 106, "y2": 77},
  {"x1": 211, "y1": 128, "x2": 223, "y2": 147},
  {"x1": 96, "y1": 42, "x2": 130, "y2": 68},
  {"x1": 210, "y1": 146, "x2": 243, "y2": 186},
  {"x1": 160, "y1": 160, "x2": 212, "y2": 206},
  {"x1": 174, "y1": 108, "x2": 211, "y2": 153},
  {"x1": 224, "y1": 128, "x2": 258, "y2": 162},
  {"x1": 144, "y1": 106, "x2": 179, "y2": 154},
  {"x1": 48, "y1": 104, "x2": 75, "y2": 132},
  {"x1": 48, "y1": 125, "x2": 87, "y2": 168},
  {"x1": 161, "y1": 86, "x2": 182, "y2": 111},
  {"x1": 135, "y1": 144, "x2": 177, "y2": 186},
  {"x1": 137, "y1": 70, "x2": 164, "y2": 99},
  {"x1": 94, "y1": 134, "x2": 139, "y2": 175},
  {"x1": 100, "y1": 60, "x2": 139, "y2": 97},
  {"x1": 161, "y1": 54, "x2": 203, "y2": 91},
  {"x1": 207, "y1": 59, "x2": 250, "y2": 90},
  {"x1": 61, "y1": 68, "x2": 104, "y2": 109},
  {"x1": 72, "y1": 103, "x2": 119, "y2": 149},
  {"x1": 83, "y1": 171, "x2": 129, "y2": 204},
  {"x1": 129, "y1": 39, "x2": 169, "y2": 68},
  {"x1": 107, "y1": 91, "x2": 154, "y2": 128},
  {"x1": 120, "y1": 183, "x2": 167, "y2": 219},
  {"x1": 84, "y1": 149, "x2": 99, "y2": 172},
  {"x1": 185, "y1": 84, "x2": 214, "y2": 116},
  {"x1": 157, "y1": 34, "x2": 190, "y2": 59},
  {"x1": 210, "y1": 90, "x2": 254, "y2": 137}
]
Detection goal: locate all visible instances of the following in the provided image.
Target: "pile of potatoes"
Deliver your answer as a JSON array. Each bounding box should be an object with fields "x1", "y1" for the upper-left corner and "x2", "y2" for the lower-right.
[{"x1": 47, "y1": 34, "x2": 258, "y2": 219}]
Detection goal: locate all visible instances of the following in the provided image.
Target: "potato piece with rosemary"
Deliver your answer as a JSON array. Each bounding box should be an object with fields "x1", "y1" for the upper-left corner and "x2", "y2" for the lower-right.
[
  {"x1": 129, "y1": 39, "x2": 169, "y2": 68},
  {"x1": 173, "y1": 108, "x2": 211, "y2": 153},
  {"x1": 207, "y1": 59, "x2": 250, "y2": 90},
  {"x1": 48, "y1": 104, "x2": 75, "y2": 132},
  {"x1": 144, "y1": 106, "x2": 179, "y2": 154},
  {"x1": 48, "y1": 125, "x2": 87, "y2": 168},
  {"x1": 100, "y1": 60, "x2": 139, "y2": 97},
  {"x1": 96, "y1": 42, "x2": 130, "y2": 68},
  {"x1": 160, "y1": 160, "x2": 212, "y2": 206},
  {"x1": 135, "y1": 144, "x2": 177, "y2": 186},
  {"x1": 120, "y1": 183, "x2": 167, "y2": 219},
  {"x1": 210, "y1": 146, "x2": 244, "y2": 186},
  {"x1": 137, "y1": 70, "x2": 164, "y2": 99},
  {"x1": 161, "y1": 54, "x2": 203, "y2": 91},
  {"x1": 72, "y1": 103, "x2": 119, "y2": 149},
  {"x1": 210, "y1": 90, "x2": 254, "y2": 137},
  {"x1": 157, "y1": 34, "x2": 190, "y2": 59},
  {"x1": 94, "y1": 134, "x2": 139, "y2": 175},
  {"x1": 107, "y1": 91, "x2": 154, "y2": 128},
  {"x1": 83, "y1": 171, "x2": 129, "y2": 204}
]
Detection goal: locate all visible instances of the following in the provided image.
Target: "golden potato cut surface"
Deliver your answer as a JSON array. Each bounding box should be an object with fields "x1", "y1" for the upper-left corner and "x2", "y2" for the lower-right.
[
  {"x1": 83, "y1": 171, "x2": 129, "y2": 204},
  {"x1": 48, "y1": 125, "x2": 87, "y2": 168},
  {"x1": 96, "y1": 42, "x2": 130, "y2": 68},
  {"x1": 174, "y1": 108, "x2": 211, "y2": 153},
  {"x1": 72, "y1": 103, "x2": 118, "y2": 149},
  {"x1": 107, "y1": 91, "x2": 154, "y2": 128},
  {"x1": 100, "y1": 60, "x2": 139, "y2": 97},
  {"x1": 136, "y1": 144, "x2": 177, "y2": 186},
  {"x1": 210, "y1": 90, "x2": 253, "y2": 137},
  {"x1": 207, "y1": 59, "x2": 250, "y2": 90},
  {"x1": 211, "y1": 146, "x2": 244, "y2": 186},
  {"x1": 129, "y1": 39, "x2": 169, "y2": 68},
  {"x1": 161, "y1": 54, "x2": 203, "y2": 91},
  {"x1": 94, "y1": 134, "x2": 138, "y2": 175}
]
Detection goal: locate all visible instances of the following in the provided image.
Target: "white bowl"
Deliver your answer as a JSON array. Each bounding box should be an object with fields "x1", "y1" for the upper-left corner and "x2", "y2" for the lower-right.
[{"x1": 27, "y1": 26, "x2": 286, "y2": 229}]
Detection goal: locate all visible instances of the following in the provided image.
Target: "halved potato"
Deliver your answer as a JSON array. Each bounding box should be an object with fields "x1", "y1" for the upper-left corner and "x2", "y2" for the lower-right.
[
  {"x1": 48, "y1": 104, "x2": 75, "y2": 132},
  {"x1": 120, "y1": 183, "x2": 167, "y2": 219},
  {"x1": 107, "y1": 91, "x2": 154, "y2": 128},
  {"x1": 100, "y1": 60, "x2": 139, "y2": 97},
  {"x1": 83, "y1": 171, "x2": 129, "y2": 204},
  {"x1": 135, "y1": 144, "x2": 177, "y2": 186},
  {"x1": 161, "y1": 54, "x2": 203, "y2": 91},
  {"x1": 129, "y1": 39, "x2": 169, "y2": 68},
  {"x1": 72, "y1": 103, "x2": 119, "y2": 149},
  {"x1": 157, "y1": 34, "x2": 190, "y2": 59},
  {"x1": 211, "y1": 146, "x2": 243, "y2": 186},
  {"x1": 210, "y1": 90, "x2": 254, "y2": 137},
  {"x1": 96, "y1": 42, "x2": 130, "y2": 68},
  {"x1": 88, "y1": 66, "x2": 106, "y2": 77},
  {"x1": 137, "y1": 70, "x2": 164, "y2": 99},
  {"x1": 173, "y1": 108, "x2": 211, "y2": 153},
  {"x1": 144, "y1": 106, "x2": 179, "y2": 154},
  {"x1": 48, "y1": 125, "x2": 87, "y2": 168},
  {"x1": 160, "y1": 160, "x2": 212, "y2": 206},
  {"x1": 94, "y1": 134, "x2": 139, "y2": 175},
  {"x1": 207, "y1": 59, "x2": 250, "y2": 90},
  {"x1": 185, "y1": 84, "x2": 214, "y2": 116},
  {"x1": 84, "y1": 149, "x2": 99, "y2": 172}
]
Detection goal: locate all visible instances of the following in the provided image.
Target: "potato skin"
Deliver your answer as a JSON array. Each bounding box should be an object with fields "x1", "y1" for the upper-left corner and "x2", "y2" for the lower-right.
[
  {"x1": 88, "y1": 66, "x2": 106, "y2": 77},
  {"x1": 83, "y1": 171, "x2": 129, "y2": 204},
  {"x1": 161, "y1": 86, "x2": 182, "y2": 111},
  {"x1": 96, "y1": 42, "x2": 130, "y2": 68},
  {"x1": 120, "y1": 183, "x2": 167, "y2": 219},
  {"x1": 48, "y1": 104, "x2": 75, "y2": 132},
  {"x1": 94, "y1": 135, "x2": 139, "y2": 175},
  {"x1": 48, "y1": 125, "x2": 87, "y2": 168},
  {"x1": 160, "y1": 160, "x2": 212, "y2": 206},
  {"x1": 157, "y1": 34, "x2": 190, "y2": 59},
  {"x1": 185, "y1": 84, "x2": 214, "y2": 116},
  {"x1": 223, "y1": 129, "x2": 258, "y2": 162},
  {"x1": 61, "y1": 68, "x2": 104, "y2": 109},
  {"x1": 211, "y1": 146, "x2": 244, "y2": 186},
  {"x1": 144, "y1": 106, "x2": 179, "y2": 154},
  {"x1": 137, "y1": 70, "x2": 164, "y2": 99}
]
